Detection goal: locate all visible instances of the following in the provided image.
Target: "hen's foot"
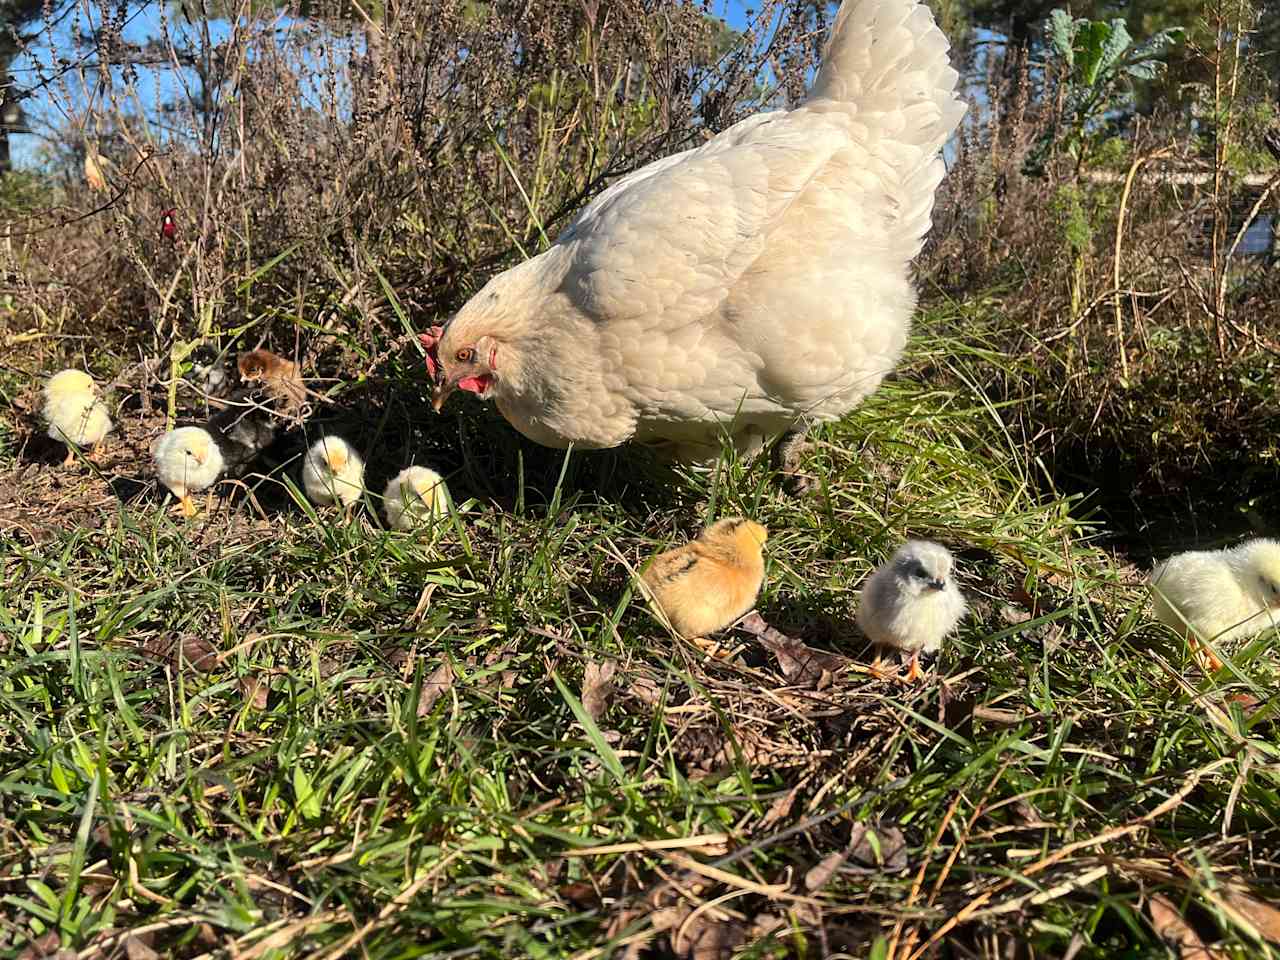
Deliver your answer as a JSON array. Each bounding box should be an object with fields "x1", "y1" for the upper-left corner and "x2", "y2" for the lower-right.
[{"x1": 772, "y1": 429, "x2": 813, "y2": 495}]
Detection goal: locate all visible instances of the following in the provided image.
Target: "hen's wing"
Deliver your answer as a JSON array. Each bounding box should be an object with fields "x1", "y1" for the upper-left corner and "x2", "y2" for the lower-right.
[
  {"x1": 561, "y1": 114, "x2": 846, "y2": 329},
  {"x1": 555, "y1": 113, "x2": 856, "y2": 421}
]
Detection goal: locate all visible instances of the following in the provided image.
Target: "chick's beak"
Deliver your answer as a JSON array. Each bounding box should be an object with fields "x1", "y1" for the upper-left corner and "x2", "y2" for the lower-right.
[{"x1": 929, "y1": 578, "x2": 947, "y2": 591}]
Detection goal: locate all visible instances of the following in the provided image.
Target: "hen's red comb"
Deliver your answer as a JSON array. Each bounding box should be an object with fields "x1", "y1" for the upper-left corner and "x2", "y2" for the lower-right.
[{"x1": 419, "y1": 325, "x2": 445, "y2": 380}]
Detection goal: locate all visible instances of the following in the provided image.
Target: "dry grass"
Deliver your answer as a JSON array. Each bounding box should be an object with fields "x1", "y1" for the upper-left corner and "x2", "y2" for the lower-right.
[{"x1": 4, "y1": 1, "x2": 1280, "y2": 956}]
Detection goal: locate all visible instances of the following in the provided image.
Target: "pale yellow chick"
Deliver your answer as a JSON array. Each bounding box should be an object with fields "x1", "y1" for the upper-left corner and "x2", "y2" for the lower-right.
[
  {"x1": 640, "y1": 518, "x2": 768, "y2": 638},
  {"x1": 1150, "y1": 538, "x2": 1280, "y2": 672},
  {"x1": 857, "y1": 540, "x2": 966, "y2": 682},
  {"x1": 43, "y1": 369, "x2": 113, "y2": 465},
  {"x1": 151, "y1": 426, "x2": 225, "y2": 517},
  {"x1": 302, "y1": 436, "x2": 365, "y2": 508},
  {"x1": 383, "y1": 466, "x2": 448, "y2": 530}
]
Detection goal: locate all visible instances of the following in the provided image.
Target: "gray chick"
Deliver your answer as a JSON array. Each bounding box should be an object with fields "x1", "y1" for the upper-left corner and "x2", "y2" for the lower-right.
[{"x1": 857, "y1": 540, "x2": 967, "y2": 682}]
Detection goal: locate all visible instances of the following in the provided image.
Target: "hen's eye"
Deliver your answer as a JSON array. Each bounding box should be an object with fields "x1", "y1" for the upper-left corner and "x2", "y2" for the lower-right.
[{"x1": 456, "y1": 348, "x2": 476, "y2": 363}]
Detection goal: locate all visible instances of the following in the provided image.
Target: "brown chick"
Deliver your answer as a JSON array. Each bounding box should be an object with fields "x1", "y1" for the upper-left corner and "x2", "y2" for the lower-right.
[
  {"x1": 236, "y1": 349, "x2": 306, "y2": 415},
  {"x1": 640, "y1": 518, "x2": 768, "y2": 638}
]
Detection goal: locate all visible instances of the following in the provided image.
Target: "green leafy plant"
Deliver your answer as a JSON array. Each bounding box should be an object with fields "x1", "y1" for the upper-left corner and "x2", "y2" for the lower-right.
[{"x1": 1025, "y1": 11, "x2": 1185, "y2": 175}]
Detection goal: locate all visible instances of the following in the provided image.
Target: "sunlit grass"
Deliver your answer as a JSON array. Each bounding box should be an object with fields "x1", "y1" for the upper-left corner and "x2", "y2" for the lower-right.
[{"x1": 2, "y1": 303, "x2": 1279, "y2": 959}]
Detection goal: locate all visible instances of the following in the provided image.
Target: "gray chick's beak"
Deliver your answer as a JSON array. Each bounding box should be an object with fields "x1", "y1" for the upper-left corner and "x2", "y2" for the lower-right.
[{"x1": 929, "y1": 578, "x2": 947, "y2": 591}]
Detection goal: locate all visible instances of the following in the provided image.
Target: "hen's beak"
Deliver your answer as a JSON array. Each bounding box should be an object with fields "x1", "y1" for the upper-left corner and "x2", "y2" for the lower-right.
[{"x1": 431, "y1": 379, "x2": 456, "y2": 413}]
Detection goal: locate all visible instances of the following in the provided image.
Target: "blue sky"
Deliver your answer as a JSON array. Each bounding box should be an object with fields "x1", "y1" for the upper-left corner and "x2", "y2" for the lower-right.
[{"x1": 7, "y1": 0, "x2": 767, "y2": 167}]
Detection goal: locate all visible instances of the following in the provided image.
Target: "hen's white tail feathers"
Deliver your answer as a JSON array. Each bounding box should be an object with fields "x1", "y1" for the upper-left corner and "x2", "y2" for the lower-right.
[{"x1": 810, "y1": 0, "x2": 966, "y2": 155}]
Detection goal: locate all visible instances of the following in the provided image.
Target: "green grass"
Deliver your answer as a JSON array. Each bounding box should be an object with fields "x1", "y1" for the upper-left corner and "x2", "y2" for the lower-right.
[{"x1": 3, "y1": 302, "x2": 1280, "y2": 959}]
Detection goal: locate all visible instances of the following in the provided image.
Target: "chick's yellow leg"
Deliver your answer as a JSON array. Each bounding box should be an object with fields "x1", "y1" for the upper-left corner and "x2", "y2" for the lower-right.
[
  {"x1": 868, "y1": 655, "x2": 898, "y2": 682},
  {"x1": 902, "y1": 651, "x2": 925, "y2": 683},
  {"x1": 178, "y1": 494, "x2": 199, "y2": 518},
  {"x1": 1190, "y1": 636, "x2": 1224, "y2": 673},
  {"x1": 62, "y1": 447, "x2": 76, "y2": 467}
]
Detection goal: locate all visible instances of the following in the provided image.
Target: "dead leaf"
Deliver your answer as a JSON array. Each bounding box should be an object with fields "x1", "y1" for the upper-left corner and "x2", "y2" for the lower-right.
[
  {"x1": 1000, "y1": 604, "x2": 1032, "y2": 625},
  {"x1": 558, "y1": 881, "x2": 600, "y2": 910},
  {"x1": 972, "y1": 705, "x2": 1026, "y2": 725},
  {"x1": 409, "y1": 583, "x2": 438, "y2": 623},
  {"x1": 847, "y1": 822, "x2": 908, "y2": 873},
  {"x1": 18, "y1": 931, "x2": 60, "y2": 960},
  {"x1": 759, "y1": 785, "x2": 800, "y2": 830},
  {"x1": 239, "y1": 674, "x2": 269, "y2": 710},
  {"x1": 84, "y1": 146, "x2": 108, "y2": 192},
  {"x1": 804, "y1": 849, "x2": 848, "y2": 892},
  {"x1": 417, "y1": 659, "x2": 454, "y2": 716},
  {"x1": 124, "y1": 934, "x2": 161, "y2": 960},
  {"x1": 481, "y1": 641, "x2": 519, "y2": 689},
  {"x1": 662, "y1": 906, "x2": 747, "y2": 960},
  {"x1": 629, "y1": 674, "x2": 662, "y2": 707},
  {"x1": 737, "y1": 612, "x2": 849, "y2": 686},
  {"x1": 1147, "y1": 893, "x2": 1222, "y2": 959},
  {"x1": 1219, "y1": 887, "x2": 1280, "y2": 943},
  {"x1": 146, "y1": 634, "x2": 219, "y2": 673},
  {"x1": 582, "y1": 659, "x2": 617, "y2": 723}
]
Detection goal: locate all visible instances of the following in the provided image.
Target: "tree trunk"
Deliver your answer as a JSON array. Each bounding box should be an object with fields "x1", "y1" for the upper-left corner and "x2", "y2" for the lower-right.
[{"x1": 0, "y1": 56, "x2": 11, "y2": 174}]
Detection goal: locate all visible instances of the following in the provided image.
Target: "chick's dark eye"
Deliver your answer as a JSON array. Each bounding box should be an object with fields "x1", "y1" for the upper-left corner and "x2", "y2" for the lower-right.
[{"x1": 456, "y1": 348, "x2": 475, "y2": 363}]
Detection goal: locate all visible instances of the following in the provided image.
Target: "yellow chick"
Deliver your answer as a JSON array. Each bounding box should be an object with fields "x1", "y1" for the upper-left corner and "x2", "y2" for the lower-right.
[
  {"x1": 302, "y1": 436, "x2": 365, "y2": 508},
  {"x1": 42, "y1": 369, "x2": 113, "y2": 465},
  {"x1": 383, "y1": 466, "x2": 448, "y2": 531},
  {"x1": 1150, "y1": 538, "x2": 1280, "y2": 672},
  {"x1": 857, "y1": 540, "x2": 967, "y2": 682},
  {"x1": 151, "y1": 426, "x2": 226, "y2": 517},
  {"x1": 640, "y1": 518, "x2": 768, "y2": 638}
]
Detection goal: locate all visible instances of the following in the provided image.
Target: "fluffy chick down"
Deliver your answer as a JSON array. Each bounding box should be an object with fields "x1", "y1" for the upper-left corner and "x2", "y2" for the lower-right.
[
  {"x1": 302, "y1": 436, "x2": 365, "y2": 507},
  {"x1": 42, "y1": 369, "x2": 113, "y2": 457},
  {"x1": 151, "y1": 426, "x2": 226, "y2": 516},
  {"x1": 858, "y1": 540, "x2": 966, "y2": 661},
  {"x1": 640, "y1": 517, "x2": 768, "y2": 638},
  {"x1": 1150, "y1": 538, "x2": 1280, "y2": 667},
  {"x1": 383, "y1": 466, "x2": 448, "y2": 530}
]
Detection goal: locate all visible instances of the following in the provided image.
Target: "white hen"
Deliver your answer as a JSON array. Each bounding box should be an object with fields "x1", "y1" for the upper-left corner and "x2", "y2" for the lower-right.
[
  {"x1": 423, "y1": 0, "x2": 965, "y2": 471},
  {"x1": 302, "y1": 437, "x2": 365, "y2": 508},
  {"x1": 1150, "y1": 538, "x2": 1280, "y2": 671},
  {"x1": 43, "y1": 369, "x2": 113, "y2": 465}
]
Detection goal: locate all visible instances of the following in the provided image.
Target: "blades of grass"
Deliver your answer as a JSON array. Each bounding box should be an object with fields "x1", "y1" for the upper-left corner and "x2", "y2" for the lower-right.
[
  {"x1": 234, "y1": 242, "x2": 302, "y2": 296},
  {"x1": 552, "y1": 671, "x2": 624, "y2": 784},
  {"x1": 60, "y1": 767, "x2": 99, "y2": 928}
]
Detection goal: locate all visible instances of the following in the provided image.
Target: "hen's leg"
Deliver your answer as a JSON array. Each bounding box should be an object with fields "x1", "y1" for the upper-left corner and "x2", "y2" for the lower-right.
[{"x1": 772, "y1": 427, "x2": 812, "y2": 495}]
